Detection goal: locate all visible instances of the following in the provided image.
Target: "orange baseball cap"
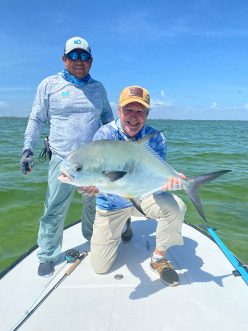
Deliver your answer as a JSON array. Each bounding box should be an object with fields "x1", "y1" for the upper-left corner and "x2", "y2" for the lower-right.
[{"x1": 119, "y1": 86, "x2": 150, "y2": 109}]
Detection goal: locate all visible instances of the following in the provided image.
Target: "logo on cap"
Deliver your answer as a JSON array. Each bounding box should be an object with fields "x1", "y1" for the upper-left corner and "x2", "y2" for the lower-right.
[
  {"x1": 128, "y1": 87, "x2": 143, "y2": 98},
  {"x1": 74, "y1": 39, "x2": 82, "y2": 45}
]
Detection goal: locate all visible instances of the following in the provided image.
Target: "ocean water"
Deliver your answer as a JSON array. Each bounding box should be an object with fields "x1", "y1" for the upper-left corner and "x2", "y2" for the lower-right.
[{"x1": 0, "y1": 117, "x2": 247, "y2": 273}]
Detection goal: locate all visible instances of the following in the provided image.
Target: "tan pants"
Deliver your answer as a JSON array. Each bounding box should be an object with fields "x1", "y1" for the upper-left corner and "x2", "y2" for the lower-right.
[{"x1": 90, "y1": 192, "x2": 186, "y2": 274}]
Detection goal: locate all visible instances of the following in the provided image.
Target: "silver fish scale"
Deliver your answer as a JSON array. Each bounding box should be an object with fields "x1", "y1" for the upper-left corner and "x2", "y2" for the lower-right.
[{"x1": 62, "y1": 139, "x2": 178, "y2": 197}]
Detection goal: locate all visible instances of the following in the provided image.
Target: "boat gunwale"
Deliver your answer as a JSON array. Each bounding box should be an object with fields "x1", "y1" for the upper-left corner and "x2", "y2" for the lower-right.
[
  {"x1": 0, "y1": 219, "x2": 246, "y2": 282},
  {"x1": 0, "y1": 219, "x2": 81, "y2": 279}
]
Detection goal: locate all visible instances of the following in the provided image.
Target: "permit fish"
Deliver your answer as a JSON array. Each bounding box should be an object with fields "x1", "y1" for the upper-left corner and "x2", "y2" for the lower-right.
[{"x1": 59, "y1": 135, "x2": 231, "y2": 221}]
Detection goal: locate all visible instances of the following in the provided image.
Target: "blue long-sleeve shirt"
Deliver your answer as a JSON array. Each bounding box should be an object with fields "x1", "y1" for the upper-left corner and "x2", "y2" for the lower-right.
[
  {"x1": 23, "y1": 72, "x2": 113, "y2": 158},
  {"x1": 93, "y1": 119, "x2": 167, "y2": 210}
]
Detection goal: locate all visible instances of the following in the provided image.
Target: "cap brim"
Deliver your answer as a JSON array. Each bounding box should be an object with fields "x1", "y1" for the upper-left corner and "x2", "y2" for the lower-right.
[
  {"x1": 64, "y1": 47, "x2": 91, "y2": 55},
  {"x1": 119, "y1": 97, "x2": 150, "y2": 109}
]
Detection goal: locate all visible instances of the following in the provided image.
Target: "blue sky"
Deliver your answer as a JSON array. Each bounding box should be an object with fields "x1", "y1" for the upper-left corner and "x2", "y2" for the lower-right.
[{"x1": 0, "y1": 0, "x2": 248, "y2": 120}]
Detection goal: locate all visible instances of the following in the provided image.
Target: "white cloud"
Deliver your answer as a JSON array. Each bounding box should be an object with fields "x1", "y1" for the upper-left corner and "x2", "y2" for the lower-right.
[
  {"x1": 0, "y1": 101, "x2": 10, "y2": 108},
  {"x1": 151, "y1": 89, "x2": 173, "y2": 109},
  {"x1": 110, "y1": 101, "x2": 117, "y2": 109},
  {"x1": 151, "y1": 99, "x2": 172, "y2": 108},
  {"x1": 211, "y1": 102, "x2": 219, "y2": 109},
  {"x1": 243, "y1": 103, "x2": 248, "y2": 110}
]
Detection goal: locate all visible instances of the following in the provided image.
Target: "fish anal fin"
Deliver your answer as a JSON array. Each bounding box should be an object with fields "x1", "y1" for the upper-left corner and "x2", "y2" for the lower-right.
[
  {"x1": 102, "y1": 170, "x2": 127, "y2": 182},
  {"x1": 129, "y1": 197, "x2": 147, "y2": 217}
]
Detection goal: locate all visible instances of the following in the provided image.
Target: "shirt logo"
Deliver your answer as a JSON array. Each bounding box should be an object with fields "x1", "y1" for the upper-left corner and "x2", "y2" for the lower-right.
[{"x1": 62, "y1": 91, "x2": 70, "y2": 97}]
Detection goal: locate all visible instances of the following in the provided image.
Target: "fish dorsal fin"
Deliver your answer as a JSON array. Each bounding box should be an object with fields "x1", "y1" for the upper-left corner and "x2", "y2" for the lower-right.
[
  {"x1": 102, "y1": 170, "x2": 127, "y2": 182},
  {"x1": 136, "y1": 132, "x2": 159, "y2": 147},
  {"x1": 135, "y1": 131, "x2": 168, "y2": 166}
]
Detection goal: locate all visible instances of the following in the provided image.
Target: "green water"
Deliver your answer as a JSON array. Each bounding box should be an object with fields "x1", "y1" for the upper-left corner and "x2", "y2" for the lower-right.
[{"x1": 0, "y1": 117, "x2": 247, "y2": 273}]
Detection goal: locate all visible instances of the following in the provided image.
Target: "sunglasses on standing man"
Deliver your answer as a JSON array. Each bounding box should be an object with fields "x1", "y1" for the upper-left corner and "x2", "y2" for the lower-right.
[{"x1": 65, "y1": 50, "x2": 91, "y2": 61}]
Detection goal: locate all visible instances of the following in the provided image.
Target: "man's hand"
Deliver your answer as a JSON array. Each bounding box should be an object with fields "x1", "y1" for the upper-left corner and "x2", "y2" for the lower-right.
[
  {"x1": 162, "y1": 173, "x2": 186, "y2": 191},
  {"x1": 20, "y1": 149, "x2": 34, "y2": 175},
  {"x1": 77, "y1": 185, "x2": 99, "y2": 196}
]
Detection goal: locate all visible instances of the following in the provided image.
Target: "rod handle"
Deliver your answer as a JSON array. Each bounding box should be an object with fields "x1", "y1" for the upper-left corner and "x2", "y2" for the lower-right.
[
  {"x1": 65, "y1": 251, "x2": 88, "y2": 276},
  {"x1": 65, "y1": 259, "x2": 81, "y2": 276}
]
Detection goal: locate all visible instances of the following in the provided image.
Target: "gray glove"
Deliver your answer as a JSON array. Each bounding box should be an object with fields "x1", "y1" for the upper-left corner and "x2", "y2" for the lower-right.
[{"x1": 20, "y1": 149, "x2": 34, "y2": 175}]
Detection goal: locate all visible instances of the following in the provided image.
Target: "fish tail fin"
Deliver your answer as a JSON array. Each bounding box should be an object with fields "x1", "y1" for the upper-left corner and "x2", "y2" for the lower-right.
[{"x1": 184, "y1": 170, "x2": 231, "y2": 221}]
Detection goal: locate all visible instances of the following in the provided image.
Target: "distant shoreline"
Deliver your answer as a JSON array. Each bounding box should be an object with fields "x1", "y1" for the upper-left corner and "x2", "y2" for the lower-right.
[{"x1": 0, "y1": 116, "x2": 247, "y2": 121}]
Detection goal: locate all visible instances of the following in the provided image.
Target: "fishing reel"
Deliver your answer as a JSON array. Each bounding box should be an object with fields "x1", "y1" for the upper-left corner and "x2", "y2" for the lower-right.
[{"x1": 65, "y1": 249, "x2": 80, "y2": 263}]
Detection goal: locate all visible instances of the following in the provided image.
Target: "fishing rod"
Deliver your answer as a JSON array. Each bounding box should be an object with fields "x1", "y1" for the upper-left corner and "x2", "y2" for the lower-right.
[
  {"x1": 200, "y1": 224, "x2": 248, "y2": 285},
  {"x1": 11, "y1": 250, "x2": 88, "y2": 331}
]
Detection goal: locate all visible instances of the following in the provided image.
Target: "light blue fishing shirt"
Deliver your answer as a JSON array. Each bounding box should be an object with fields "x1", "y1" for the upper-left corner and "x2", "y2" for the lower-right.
[
  {"x1": 23, "y1": 72, "x2": 113, "y2": 158},
  {"x1": 93, "y1": 119, "x2": 167, "y2": 210}
]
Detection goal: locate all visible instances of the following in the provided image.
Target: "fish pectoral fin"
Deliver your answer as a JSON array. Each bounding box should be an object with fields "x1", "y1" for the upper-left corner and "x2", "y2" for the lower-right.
[{"x1": 102, "y1": 170, "x2": 127, "y2": 182}]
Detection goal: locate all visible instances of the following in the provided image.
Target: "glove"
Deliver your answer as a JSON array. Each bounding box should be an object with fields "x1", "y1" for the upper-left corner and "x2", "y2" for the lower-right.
[{"x1": 20, "y1": 149, "x2": 34, "y2": 175}]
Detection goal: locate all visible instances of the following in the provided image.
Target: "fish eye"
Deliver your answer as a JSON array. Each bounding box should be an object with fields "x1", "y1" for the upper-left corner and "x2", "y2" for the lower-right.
[{"x1": 75, "y1": 165, "x2": 83, "y2": 172}]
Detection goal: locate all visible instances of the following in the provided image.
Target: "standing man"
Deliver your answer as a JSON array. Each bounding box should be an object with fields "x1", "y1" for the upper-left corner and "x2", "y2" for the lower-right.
[
  {"x1": 20, "y1": 36, "x2": 114, "y2": 277},
  {"x1": 83, "y1": 86, "x2": 186, "y2": 287}
]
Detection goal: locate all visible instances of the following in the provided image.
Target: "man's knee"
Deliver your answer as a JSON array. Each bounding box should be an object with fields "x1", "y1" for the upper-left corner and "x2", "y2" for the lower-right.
[
  {"x1": 91, "y1": 263, "x2": 110, "y2": 274},
  {"x1": 90, "y1": 240, "x2": 118, "y2": 274},
  {"x1": 90, "y1": 254, "x2": 113, "y2": 274}
]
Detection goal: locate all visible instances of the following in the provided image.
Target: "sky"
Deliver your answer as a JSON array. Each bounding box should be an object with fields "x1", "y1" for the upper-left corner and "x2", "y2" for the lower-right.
[{"x1": 0, "y1": 0, "x2": 248, "y2": 120}]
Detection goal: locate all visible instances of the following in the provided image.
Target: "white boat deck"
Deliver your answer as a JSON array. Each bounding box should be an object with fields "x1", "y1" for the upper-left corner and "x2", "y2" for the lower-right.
[{"x1": 1, "y1": 218, "x2": 247, "y2": 331}]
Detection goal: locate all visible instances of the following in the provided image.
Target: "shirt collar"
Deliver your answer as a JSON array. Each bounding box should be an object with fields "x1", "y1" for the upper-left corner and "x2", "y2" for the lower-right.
[
  {"x1": 62, "y1": 69, "x2": 91, "y2": 86},
  {"x1": 115, "y1": 118, "x2": 145, "y2": 141}
]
